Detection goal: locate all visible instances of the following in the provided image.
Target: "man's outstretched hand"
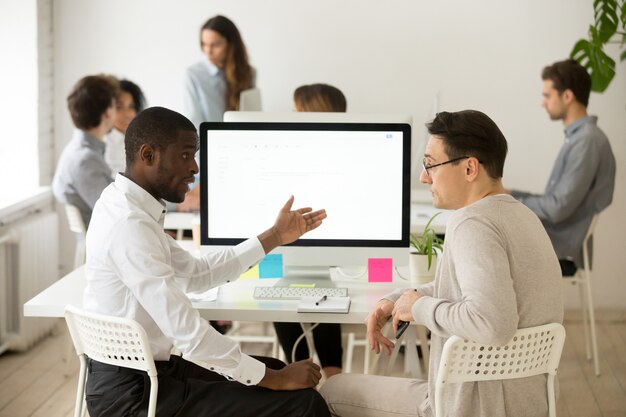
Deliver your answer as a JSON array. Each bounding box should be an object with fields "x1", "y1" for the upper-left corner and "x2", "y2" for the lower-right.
[{"x1": 259, "y1": 196, "x2": 327, "y2": 254}]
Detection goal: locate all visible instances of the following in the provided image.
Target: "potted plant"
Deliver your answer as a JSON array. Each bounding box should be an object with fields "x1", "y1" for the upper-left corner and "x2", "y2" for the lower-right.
[{"x1": 409, "y1": 212, "x2": 444, "y2": 284}]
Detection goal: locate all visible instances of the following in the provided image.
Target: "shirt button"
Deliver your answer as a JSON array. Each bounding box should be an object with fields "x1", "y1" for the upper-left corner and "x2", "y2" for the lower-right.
[
  {"x1": 210, "y1": 367, "x2": 214, "y2": 370},
  {"x1": 247, "y1": 380, "x2": 251, "y2": 384},
  {"x1": 226, "y1": 280, "x2": 230, "y2": 283}
]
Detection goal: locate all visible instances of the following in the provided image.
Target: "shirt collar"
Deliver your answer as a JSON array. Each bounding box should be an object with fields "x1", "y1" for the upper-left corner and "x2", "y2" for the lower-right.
[
  {"x1": 75, "y1": 129, "x2": 106, "y2": 154},
  {"x1": 114, "y1": 173, "x2": 167, "y2": 222},
  {"x1": 564, "y1": 115, "x2": 597, "y2": 138},
  {"x1": 202, "y1": 58, "x2": 221, "y2": 76}
]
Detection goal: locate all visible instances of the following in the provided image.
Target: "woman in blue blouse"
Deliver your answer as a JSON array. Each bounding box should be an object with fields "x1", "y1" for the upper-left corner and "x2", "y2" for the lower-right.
[{"x1": 183, "y1": 15, "x2": 255, "y2": 129}]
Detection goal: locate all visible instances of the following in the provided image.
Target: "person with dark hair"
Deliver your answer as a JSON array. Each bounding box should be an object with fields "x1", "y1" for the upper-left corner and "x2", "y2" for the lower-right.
[
  {"x1": 179, "y1": 15, "x2": 255, "y2": 213},
  {"x1": 274, "y1": 83, "x2": 347, "y2": 380},
  {"x1": 83, "y1": 106, "x2": 331, "y2": 417},
  {"x1": 104, "y1": 79, "x2": 146, "y2": 174},
  {"x1": 293, "y1": 84, "x2": 347, "y2": 113},
  {"x1": 320, "y1": 110, "x2": 563, "y2": 417},
  {"x1": 183, "y1": 14, "x2": 254, "y2": 128},
  {"x1": 508, "y1": 59, "x2": 616, "y2": 276},
  {"x1": 52, "y1": 74, "x2": 119, "y2": 228}
]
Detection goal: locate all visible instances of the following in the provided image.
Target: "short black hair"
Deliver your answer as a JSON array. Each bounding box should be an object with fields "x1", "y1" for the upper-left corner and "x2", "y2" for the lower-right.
[
  {"x1": 119, "y1": 79, "x2": 146, "y2": 112},
  {"x1": 125, "y1": 107, "x2": 197, "y2": 167},
  {"x1": 426, "y1": 110, "x2": 508, "y2": 179},
  {"x1": 67, "y1": 75, "x2": 119, "y2": 130},
  {"x1": 542, "y1": 59, "x2": 591, "y2": 107}
]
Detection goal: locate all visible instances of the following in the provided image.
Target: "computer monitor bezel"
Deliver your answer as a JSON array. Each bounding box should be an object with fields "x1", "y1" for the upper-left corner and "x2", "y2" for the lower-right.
[{"x1": 199, "y1": 121, "x2": 411, "y2": 250}]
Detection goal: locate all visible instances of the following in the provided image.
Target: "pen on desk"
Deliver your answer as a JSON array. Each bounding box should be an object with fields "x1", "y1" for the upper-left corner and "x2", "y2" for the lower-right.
[{"x1": 315, "y1": 295, "x2": 327, "y2": 305}]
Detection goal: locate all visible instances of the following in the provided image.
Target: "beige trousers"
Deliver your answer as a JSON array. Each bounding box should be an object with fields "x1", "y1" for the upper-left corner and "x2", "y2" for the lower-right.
[{"x1": 319, "y1": 374, "x2": 430, "y2": 417}]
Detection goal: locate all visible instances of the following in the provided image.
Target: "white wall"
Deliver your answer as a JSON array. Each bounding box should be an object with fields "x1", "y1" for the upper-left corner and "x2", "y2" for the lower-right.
[{"x1": 53, "y1": 0, "x2": 625, "y2": 309}]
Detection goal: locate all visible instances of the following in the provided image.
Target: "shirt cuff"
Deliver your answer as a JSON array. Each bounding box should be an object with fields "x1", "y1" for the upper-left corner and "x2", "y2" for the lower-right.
[
  {"x1": 411, "y1": 295, "x2": 445, "y2": 330},
  {"x1": 228, "y1": 353, "x2": 266, "y2": 386},
  {"x1": 234, "y1": 237, "x2": 266, "y2": 271}
]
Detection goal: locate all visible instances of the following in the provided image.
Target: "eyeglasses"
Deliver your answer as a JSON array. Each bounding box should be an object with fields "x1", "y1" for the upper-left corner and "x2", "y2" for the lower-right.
[{"x1": 422, "y1": 156, "x2": 470, "y2": 176}]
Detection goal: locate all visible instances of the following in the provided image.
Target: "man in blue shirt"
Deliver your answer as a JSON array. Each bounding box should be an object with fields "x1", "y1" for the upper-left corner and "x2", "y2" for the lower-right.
[
  {"x1": 52, "y1": 75, "x2": 119, "y2": 228},
  {"x1": 508, "y1": 59, "x2": 616, "y2": 275}
]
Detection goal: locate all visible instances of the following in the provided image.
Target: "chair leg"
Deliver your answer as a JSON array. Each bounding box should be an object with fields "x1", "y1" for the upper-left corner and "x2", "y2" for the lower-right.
[
  {"x1": 64, "y1": 328, "x2": 75, "y2": 377},
  {"x1": 584, "y1": 275, "x2": 600, "y2": 376},
  {"x1": 363, "y1": 340, "x2": 370, "y2": 374},
  {"x1": 74, "y1": 356, "x2": 87, "y2": 417},
  {"x1": 577, "y1": 280, "x2": 592, "y2": 361},
  {"x1": 345, "y1": 332, "x2": 355, "y2": 373}
]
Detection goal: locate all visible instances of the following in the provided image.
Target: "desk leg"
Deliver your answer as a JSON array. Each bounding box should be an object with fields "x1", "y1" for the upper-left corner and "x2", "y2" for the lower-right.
[
  {"x1": 403, "y1": 327, "x2": 421, "y2": 378},
  {"x1": 416, "y1": 325, "x2": 430, "y2": 375},
  {"x1": 299, "y1": 323, "x2": 317, "y2": 364}
]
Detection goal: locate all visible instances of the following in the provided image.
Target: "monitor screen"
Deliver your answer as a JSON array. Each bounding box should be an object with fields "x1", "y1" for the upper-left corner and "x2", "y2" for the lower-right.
[{"x1": 199, "y1": 121, "x2": 411, "y2": 278}]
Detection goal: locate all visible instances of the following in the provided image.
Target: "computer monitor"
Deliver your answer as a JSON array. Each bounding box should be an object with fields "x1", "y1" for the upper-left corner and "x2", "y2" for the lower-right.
[{"x1": 199, "y1": 119, "x2": 411, "y2": 279}]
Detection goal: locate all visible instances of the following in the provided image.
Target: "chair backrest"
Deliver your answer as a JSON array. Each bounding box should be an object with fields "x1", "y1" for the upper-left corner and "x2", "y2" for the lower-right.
[
  {"x1": 435, "y1": 323, "x2": 566, "y2": 416},
  {"x1": 64, "y1": 305, "x2": 157, "y2": 377},
  {"x1": 65, "y1": 204, "x2": 86, "y2": 235}
]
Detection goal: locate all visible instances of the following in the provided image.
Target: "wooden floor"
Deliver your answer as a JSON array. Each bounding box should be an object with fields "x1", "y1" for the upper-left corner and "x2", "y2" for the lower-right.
[{"x1": 0, "y1": 320, "x2": 625, "y2": 417}]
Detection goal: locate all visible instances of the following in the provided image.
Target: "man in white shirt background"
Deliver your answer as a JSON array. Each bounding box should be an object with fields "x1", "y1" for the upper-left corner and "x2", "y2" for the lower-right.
[{"x1": 83, "y1": 106, "x2": 330, "y2": 417}]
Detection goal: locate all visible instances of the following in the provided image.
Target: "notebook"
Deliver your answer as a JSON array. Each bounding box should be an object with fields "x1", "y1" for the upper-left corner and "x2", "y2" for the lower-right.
[{"x1": 297, "y1": 296, "x2": 351, "y2": 314}]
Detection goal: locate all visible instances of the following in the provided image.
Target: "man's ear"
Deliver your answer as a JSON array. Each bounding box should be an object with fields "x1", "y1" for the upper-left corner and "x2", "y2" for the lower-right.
[
  {"x1": 465, "y1": 157, "x2": 480, "y2": 181},
  {"x1": 139, "y1": 144, "x2": 156, "y2": 166},
  {"x1": 562, "y1": 89, "x2": 575, "y2": 105}
]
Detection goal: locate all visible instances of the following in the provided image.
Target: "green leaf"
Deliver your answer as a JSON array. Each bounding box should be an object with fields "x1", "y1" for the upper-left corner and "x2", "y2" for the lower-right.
[
  {"x1": 621, "y1": 48, "x2": 626, "y2": 62},
  {"x1": 594, "y1": 0, "x2": 619, "y2": 43},
  {"x1": 570, "y1": 37, "x2": 616, "y2": 92}
]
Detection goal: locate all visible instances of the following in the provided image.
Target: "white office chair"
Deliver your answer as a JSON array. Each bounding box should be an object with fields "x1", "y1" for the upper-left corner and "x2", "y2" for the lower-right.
[
  {"x1": 435, "y1": 323, "x2": 566, "y2": 417},
  {"x1": 227, "y1": 321, "x2": 280, "y2": 358},
  {"x1": 563, "y1": 214, "x2": 600, "y2": 376},
  {"x1": 65, "y1": 204, "x2": 86, "y2": 269},
  {"x1": 64, "y1": 305, "x2": 159, "y2": 417}
]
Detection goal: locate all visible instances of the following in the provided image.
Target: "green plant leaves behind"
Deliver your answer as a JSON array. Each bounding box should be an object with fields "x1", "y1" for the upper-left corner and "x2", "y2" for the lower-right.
[
  {"x1": 571, "y1": 28, "x2": 616, "y2": 92},
  {"x1": 594, "y1": 0, "x2": 619, "y2": 42},
  {"x1": 410, "y1": 212, "x2": 444, "y2": 270}
]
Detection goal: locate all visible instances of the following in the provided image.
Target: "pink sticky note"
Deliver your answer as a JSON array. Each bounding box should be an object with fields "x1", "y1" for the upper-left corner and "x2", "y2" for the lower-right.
[{"x1": 368, "y1": 258, "x2": 393, "y2": 282}]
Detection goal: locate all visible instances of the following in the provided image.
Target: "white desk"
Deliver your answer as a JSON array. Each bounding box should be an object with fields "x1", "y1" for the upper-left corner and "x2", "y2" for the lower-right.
[{"x1": 24, "y1": 265, "x2": 401, "y2": 324}]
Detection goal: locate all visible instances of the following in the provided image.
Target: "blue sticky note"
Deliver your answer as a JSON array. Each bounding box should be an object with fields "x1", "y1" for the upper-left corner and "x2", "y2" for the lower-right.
[{"x1": 259, "y1": 254, "x2": 283, "y2": 278}]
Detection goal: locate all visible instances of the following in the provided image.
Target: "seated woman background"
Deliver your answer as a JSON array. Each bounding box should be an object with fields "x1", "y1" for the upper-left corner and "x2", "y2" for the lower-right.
[
  {"x1": 273, "y1": 83, "x2": 347, "y2": 380},
  {"x1": 104, "y1": 79, "x2": 146, "y2": 175}
]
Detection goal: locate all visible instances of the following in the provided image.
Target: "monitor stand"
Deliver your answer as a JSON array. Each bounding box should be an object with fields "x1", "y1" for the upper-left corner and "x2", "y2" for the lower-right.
[{"x1": 277, "y1": 265, "x2": 334, "y2": 286}]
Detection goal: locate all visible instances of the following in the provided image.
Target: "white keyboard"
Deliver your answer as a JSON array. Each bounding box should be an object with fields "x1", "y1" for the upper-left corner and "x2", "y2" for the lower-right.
[{"x1": 253, "y1": 286, "x2": 348, "y2": 300}]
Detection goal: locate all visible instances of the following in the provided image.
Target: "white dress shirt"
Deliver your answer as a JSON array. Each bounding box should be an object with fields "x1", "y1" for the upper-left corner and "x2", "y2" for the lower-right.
[{"x1": 84, "y1": 174, "x2": 267, "y2": 385}]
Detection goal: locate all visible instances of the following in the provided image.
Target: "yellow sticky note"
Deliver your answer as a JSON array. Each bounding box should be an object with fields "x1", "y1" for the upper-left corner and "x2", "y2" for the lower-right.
[
  {"x1": 289, "y1": 283, "x2": 316, "y2": 288},
  {"x1": 240, "y1": 265, "x2": 259, "y2": 279}
]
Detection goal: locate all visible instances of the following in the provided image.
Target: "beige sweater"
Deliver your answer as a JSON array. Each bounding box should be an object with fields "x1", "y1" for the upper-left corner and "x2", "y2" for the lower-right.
[{"x1": 387, "y1": 195, "x2": 563, "y2": 417}]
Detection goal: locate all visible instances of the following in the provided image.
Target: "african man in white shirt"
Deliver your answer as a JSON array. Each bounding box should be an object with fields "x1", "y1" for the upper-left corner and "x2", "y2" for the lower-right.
[{"x1": 83, "y1": 106, "x2": 331, "y2": 417}]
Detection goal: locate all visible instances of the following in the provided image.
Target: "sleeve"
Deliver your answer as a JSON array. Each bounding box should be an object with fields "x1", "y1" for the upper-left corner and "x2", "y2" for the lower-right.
[
  {"x1": 183, "y1": 69, "x2": 205, "y2": 130},
  {"x1": 383, "y1": 282, "x2": 434, "y2": 303},
  {"x1": 168, "y1": 236, "x2": 266, "y2": 294},
  {"x1": 411, "y1": 218, "x2": 519, "y2": 345},
  {"x1": 108, "y1": 220, "x2": 266, "y2": 385},
  {"x1": 74, "y1": 154, "x2": 113, "y2": 209},
  {"x1": 511, "y1": 138, "x2": 600, "y2": 224}
]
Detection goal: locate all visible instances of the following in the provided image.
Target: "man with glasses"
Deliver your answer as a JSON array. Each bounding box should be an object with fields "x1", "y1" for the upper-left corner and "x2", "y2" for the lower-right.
[
  {"x1": 320, "y1": 110, "x2": 563, "y2": 417},
  {"x1": 508, "y1": 59, "x2": 616, "y2": 276}
]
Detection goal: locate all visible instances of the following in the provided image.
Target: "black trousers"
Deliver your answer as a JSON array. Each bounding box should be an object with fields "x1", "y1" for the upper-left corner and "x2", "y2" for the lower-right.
[
  {"x1": 273, "y1": 322, "x2": 343, "y2": 368},
  {"x1": 85, "y1": 355, "x2": 330, "y2": 417}
]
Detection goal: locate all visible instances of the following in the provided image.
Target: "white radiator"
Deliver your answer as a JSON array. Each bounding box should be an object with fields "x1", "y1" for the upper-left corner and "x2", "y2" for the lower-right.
[{"x1": 0, "y1": 208, "x2": 59, "y2": 353}]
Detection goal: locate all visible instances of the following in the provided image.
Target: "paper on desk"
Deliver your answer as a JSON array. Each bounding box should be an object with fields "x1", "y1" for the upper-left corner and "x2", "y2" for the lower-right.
[
  {"x1": 297, "y1": 296, "x2": 350, "y2": 314},
  {"x1": 186, "y1": 287, "x2": 219, "y2": 302}
]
